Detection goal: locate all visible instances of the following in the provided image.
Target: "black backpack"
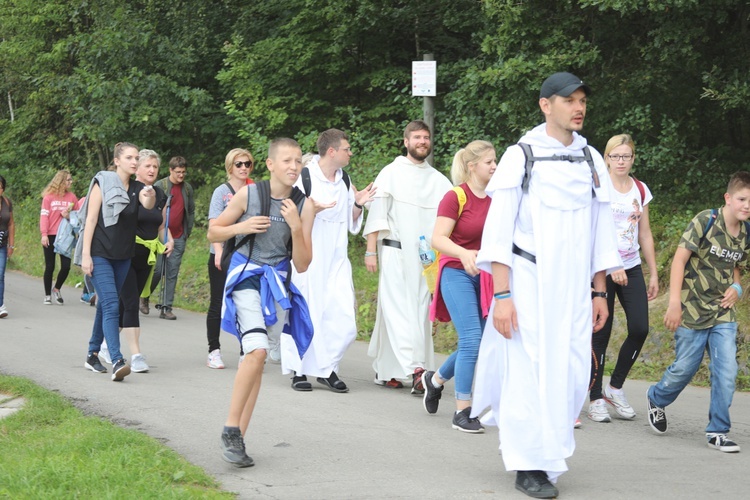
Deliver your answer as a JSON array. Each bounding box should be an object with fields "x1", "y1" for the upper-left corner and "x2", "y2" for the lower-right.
[
  {"x1": 517, "y1": 142, "x2": 600, "y2": 196},
  {"x1": 300, "y1": 166, "x2": 350, "y2": 197},
  {"x1": 220, "y1": 180, "x2": 306, "y2": 271}
]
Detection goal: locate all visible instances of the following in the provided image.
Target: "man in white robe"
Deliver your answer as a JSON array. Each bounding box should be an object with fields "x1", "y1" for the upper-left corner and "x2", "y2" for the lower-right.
[
  {"x1": 285, "y1": 129, "x2": 376, "y2": 392},
  {"x1": 363, "y1": 120, "x2": 452, "y2": 393},
  {"x1": 471, "y1": 73, "x2": 621, "y2": 498}
]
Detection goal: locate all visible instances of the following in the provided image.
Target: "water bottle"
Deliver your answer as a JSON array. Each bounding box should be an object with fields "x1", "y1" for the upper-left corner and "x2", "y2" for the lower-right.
[{"x1": 418, "y1": 235, "x2": 434, "y2": 267}]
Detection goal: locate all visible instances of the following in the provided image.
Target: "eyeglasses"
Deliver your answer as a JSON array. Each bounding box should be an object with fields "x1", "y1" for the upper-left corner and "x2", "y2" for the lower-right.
[
  {"x1": 233, "y1": 161, "x2": 253, "y2": 169},
  {"x1": 608, "y1": 154, "x2": 634, "y2": 162}
]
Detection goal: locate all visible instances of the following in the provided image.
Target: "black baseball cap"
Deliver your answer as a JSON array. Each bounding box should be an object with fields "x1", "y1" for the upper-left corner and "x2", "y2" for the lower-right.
[{"x1": 540, "y1": 72, "x2": 591, "y2": 99}]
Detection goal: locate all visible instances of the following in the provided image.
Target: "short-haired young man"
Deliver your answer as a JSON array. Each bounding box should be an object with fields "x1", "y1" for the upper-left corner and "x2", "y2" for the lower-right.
[{"x1": 647, "y1": 171, "x2": 750, "y2": 453}]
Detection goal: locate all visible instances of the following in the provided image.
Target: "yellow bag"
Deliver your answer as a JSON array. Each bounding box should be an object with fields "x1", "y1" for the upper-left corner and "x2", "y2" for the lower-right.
[{"x1": 423, "y1": 186, "x2": 467, "y2": 294}]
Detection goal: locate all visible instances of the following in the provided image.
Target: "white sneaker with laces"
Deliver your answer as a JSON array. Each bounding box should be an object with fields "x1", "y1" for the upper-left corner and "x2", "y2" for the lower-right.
[
  {"x1": 131, "y1": 354, "x2": 150, "y2": 373},
  {"x1": 207, "y1": 349, "x2": 225, "y2": 369},
  {"x1": 268, "y1": 344, "x2": 281, "y2": 364},
  {"x1": 99, "y1": 342, "x2": 112, "y2": 365},
  {"x1": 588, "y1": 398, "x2": 612, "y2": 422},
  {"x1": 604, "y1": 385, "x2": 636, "y2": 419},
  {"x1": 44, "y1": 296, "x2": 52, "y2": 305},
  {"x1": 0, "y1": 304, "x2": 7, "y2": 319}
]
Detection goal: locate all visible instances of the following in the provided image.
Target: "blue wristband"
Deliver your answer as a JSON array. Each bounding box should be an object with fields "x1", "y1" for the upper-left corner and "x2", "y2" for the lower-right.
[
  {"x1": 494, "y1": 291, "x2": 511, "y2": 300},
  {"x1": 731, "y1": 282, "x2": 743, "y2": 297}
]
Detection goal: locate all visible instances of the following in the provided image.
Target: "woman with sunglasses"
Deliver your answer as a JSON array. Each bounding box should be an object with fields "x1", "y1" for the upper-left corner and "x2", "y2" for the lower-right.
[
  {"x1": 40, "y1": 170, "x2": 78, "y2": 305},
  {"x1": 588, "y1": 134, "x2": 658, "y2": 423},
  {"x1": 206, "y1": 149, "x2": 255, "y2": 369}
]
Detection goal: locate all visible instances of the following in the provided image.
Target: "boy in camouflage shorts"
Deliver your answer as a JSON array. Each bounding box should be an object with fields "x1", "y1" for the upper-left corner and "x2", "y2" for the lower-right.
[{"x1": 647, "y1": 172, "x2": 750, "y2": 453}]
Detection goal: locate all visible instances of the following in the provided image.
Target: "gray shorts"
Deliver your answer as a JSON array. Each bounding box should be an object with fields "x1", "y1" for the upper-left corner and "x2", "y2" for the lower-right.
[{"x1": 232, "y1": 288, "x2": 285, "y2": 354}]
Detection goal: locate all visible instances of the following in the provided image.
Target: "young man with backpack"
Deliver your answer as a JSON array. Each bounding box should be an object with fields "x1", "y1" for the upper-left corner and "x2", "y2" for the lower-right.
[
  {"x1": 208, "y1": 138, "x2": 315, "y2": 467},
  {"x1": 284, "y1": 129, "x2": 376, "y2": 392},
  {"x1": 647, "y1": 171, "x2": 750, "y2": 453},
  {"x1": 471, "y1": 72, "x2": 620, "y2": 498}
]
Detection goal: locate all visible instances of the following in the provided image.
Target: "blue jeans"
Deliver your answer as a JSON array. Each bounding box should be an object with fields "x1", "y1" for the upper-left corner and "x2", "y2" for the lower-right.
[
  {"x1": 436, "y1": 267, "x2": 486, "y2": 400},
  {"x1": 648, "y1": 323, "x2": 738, "y2": 434},
  {"x1": 87, "y1": 257, "x2": 131, "y2": 363},
  {"x1": 0, "y1": 246, "x2": 7, "y2": 305}
]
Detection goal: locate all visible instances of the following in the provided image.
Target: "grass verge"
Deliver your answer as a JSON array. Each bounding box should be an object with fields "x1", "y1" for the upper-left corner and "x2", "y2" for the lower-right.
[{"x1": 0, "y1": 375, "x2": 232, "y2": 498}]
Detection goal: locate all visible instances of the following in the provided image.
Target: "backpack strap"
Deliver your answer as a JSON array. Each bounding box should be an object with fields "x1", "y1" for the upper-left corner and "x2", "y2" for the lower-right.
[
  {"x1": 453, "y1": 186, "x2": 467, "y2": 218},
  {"x1": 224, "y1": 181, "x2": 236, "y2": 196},
  {"x1": 631, "y1": 175, "x2": 645, "y2": 205},
  {"x1": 341, "y1": 170, "x2": 351, "y2": 191},
  {"x1": 702, "y1": 208, "x2": 718, "y2": 240},
  {"x1": 518, "y1": 142, "x2": 600, "y2": 194},
  {"x1": 301, "y1": 167, "x2": 312, "y2": 197}
]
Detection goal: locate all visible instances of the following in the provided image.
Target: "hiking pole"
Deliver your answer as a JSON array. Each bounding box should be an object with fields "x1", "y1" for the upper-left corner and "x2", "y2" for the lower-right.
[{"x1": 155, "y1": 193, "x2": 172, "y2": 312}]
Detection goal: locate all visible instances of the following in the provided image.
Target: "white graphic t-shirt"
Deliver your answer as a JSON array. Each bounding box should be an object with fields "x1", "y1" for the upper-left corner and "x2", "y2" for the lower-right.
[{"x1": 610, "y1": 178, "x2": 653, "y2": 270}]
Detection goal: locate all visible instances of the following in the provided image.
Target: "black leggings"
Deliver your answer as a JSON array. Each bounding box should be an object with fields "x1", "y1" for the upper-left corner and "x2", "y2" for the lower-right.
[
  {"x1": 43, "y1": 235, "x2": 71, "y2": 295},
  {"x1": 206, "y1": 252, "x2": 226, "y2": 352},
  {"x1": 590, "y1": 265, "x2": 650, "y2": 401},
  {"x1": 119, "y1": 245, "x2": 154, "y2": 328}
]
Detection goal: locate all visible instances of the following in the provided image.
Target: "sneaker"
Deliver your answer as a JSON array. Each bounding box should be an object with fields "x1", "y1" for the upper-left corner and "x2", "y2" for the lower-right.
[
  {"x1": 604, "y1": 385, "x2": 636, "y2": 419},
  {"x1": 99, "y1": 343, "x2": 112, "y2": 365},
  {"x1": 44, "y1": 295, "x2": 52, "y2": 305},
  {"x1": 139, "y1": 297, "x2": 149, "y2": 315},
  {"x1": 421, "y1": 370, "x2": 443, "y2": 414},
  {"x1": 374, "y1": 376, "x2": 404, "y2": 388},
  {"x1": 52, "y1": 289, "x2": 64, "y2": 305},
  {"x1": 588, "y1": 398, "x2": 611, "y2": 423},
  {"x1": 647, "y1": 396, "x2": 668, "y2": 434},
  {"x1": 208, "y1": 349, "x2": 225, "y2": 369},
  {"x1": 574, "y1": 418, "x2": 582, "y2": 429},
  {"x1": 0, "y1": 305, "x2": 7, "y2": 319},
  {"x1": 452, "y1": 407, "x2": 484, "y2": 434},
  {"x1": 159, "y1": 307, "x2": 176, "y2": 320},
  {"x1": 131, "y1": 354, "x2": 149, "y2": 373},
  {"x1": 268, "y1": 344, "x2": 281, "y2": 364},
  {"x1": 220, "y1": 428, "x2": 255, "y2": 467},
  {"x1": 707, "y1": 433, "x2": 740, "y2": 453},
  {"x1": 411, "y1": 367, "x2": 425, "y2": 395},
  {"x1": 111, "y1": 359, "x2": 131, "y2": 381},
  {"x1": 84, "y1": 354, "x2": 107, "y2": 373},
  {"x1": 80, "y1": 292, "x2": 95, "y2": 304},
  {"x1": 515, "y1": 470, "x2": 559, "y2": 499}
]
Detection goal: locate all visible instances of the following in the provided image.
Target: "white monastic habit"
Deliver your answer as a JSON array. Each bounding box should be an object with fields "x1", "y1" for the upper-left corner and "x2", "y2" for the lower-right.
[
  {"x1": 283, "y1": 156, "x2": 362, "y2": 377},
  {"x1": 471, "y1": 124, "x2": 621, "y2": 480},
  {"x1": 363, "y1": 156, "x2": 452, "y2": 380}
]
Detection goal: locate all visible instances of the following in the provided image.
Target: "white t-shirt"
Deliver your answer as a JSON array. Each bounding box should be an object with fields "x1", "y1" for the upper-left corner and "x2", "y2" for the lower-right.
[{"x1": 610, "y1": 178, "x2": 653, "y2": 270}]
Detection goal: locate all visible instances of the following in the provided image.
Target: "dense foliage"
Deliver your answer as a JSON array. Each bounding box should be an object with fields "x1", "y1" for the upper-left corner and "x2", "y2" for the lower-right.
[{"x1": 1, "y1": 0, "x2": 749, "y2": 212}]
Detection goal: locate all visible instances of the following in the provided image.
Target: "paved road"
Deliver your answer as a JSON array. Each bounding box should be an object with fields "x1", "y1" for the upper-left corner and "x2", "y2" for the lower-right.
[{"x1": 1, "y1": 270, "x2": 749, "y2": 498}]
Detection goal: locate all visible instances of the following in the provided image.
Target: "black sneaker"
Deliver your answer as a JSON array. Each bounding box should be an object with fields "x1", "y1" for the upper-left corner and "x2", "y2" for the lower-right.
[
  {"x1": 421, "y1": 370, "x2": 443, "y2": 414},
  {"x1": 452, "y1": 407, "x2": 484, "y2": 434},
  {"x1": 111, "y1": 359, "x2": 131, "y2": 382},
  {"x1": 707, "y1": 433, "x2": 740, "y2": 453},
  {"x1": 411, "y1": 367, "x2": 425, "y2": 395},
  {"x1": 84, "y1": 353, "x2": 107, "y2": 373},
  {"x1": 647, "y1": 396, "x2": 667, "y2": 434},
  {"x1": 515, "y1": 470, "x2": 559, "y2": 499},
  {"x1": 220, "y1": 427, "x2": 255, "y2": 467}
]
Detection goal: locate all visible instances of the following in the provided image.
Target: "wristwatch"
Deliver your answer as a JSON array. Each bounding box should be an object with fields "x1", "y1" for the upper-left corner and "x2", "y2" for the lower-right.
[{"x1": 591, "y1": 291, "x2": 608, "y2": 299}]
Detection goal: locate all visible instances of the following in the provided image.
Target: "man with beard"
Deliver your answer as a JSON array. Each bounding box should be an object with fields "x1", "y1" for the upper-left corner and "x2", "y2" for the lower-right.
[{"x1": 363, "y1": 120, "x2": 452, "y2": 393}]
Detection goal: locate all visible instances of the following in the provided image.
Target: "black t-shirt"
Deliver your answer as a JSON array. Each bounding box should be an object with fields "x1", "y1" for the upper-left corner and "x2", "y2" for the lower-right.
[
  {"x1": 136, "y1": 185, "x2": 166, "y2": 240},
  {"x1": 91, "y1": 179, "x2": 145, "y2": 260}
]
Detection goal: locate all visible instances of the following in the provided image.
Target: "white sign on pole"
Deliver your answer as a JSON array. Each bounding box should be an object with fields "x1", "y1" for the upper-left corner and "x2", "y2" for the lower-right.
[{"x1": 412, "y1": 61, "x2": 436, "y2": 97}]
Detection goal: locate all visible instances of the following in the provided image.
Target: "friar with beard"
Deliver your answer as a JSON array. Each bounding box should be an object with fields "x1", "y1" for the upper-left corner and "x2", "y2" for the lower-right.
[{"x1": 363, "y1": 120, "x2": 452, "y2": 393}]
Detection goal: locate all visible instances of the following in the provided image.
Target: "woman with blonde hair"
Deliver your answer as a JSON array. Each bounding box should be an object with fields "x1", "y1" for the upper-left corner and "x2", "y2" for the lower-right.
[
  {"x1": 422, "y1": 140, "x2": 496, "y2": 432},
  {"x1": 205, "y1": 148, "x2": 255, "y2": 369},
  {"x1": 587, "y1": 133, "x2": 658, "y2": 423},
  {"x1": 40, "y1": 170, "x2": 78, "y2": 304}
]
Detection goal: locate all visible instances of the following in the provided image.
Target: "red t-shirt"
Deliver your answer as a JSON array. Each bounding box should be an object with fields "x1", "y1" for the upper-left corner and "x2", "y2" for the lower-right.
[
  {"x1": 436, "y1": 183, "x2": 491, "y2": 269},
  {"x1": 169, "y1": 184, "x2": 185, "y2": 238}
]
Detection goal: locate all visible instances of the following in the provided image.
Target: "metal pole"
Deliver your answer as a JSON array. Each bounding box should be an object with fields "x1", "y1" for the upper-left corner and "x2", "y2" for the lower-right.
[{"x1": 422, "y1": 53, "x2": 435, "y2": 167}]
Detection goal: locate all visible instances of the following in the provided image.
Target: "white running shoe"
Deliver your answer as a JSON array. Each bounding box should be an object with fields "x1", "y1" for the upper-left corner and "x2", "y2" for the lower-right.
[
  {"x1": 99, "y1": 342, "x2": 112, "y2": 365},
  {"x1": 0, "y1": 304, "x2": 7, "y2": 319},
  {"x1": 604, "y1": 385, "x2": 636, "y2": 419},
  {"x1": 268, "y1": 344, "x2": 281, "y2": 364},
  {"x1": 588, "y1": 398, "x2": 612, "y2": 423},
  {"x1": 207, "y1": 349, "x2": 225, "y2": 369},
  {"x1": 131, "y1": 354, "x2": 150, "y2": 373}
]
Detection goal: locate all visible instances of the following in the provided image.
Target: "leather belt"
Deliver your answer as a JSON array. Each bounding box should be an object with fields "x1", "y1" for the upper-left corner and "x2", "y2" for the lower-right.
[
  {"x1": 512, "y1": 243, "x2": 536, "y2": 264},
  {"x1": 382, "y1": 238, "x2": 402, "y2": 249}
]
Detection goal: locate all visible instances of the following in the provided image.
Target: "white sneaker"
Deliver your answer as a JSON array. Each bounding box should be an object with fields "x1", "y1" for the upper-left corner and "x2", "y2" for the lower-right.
[
  {"x1": 268, "y1": 344, "x2": 281, "y2": 364},
  {"x1": 0, "y1": 305, "x2": 7, "y2": 319},
  {"x1": 99, "y1": 342, "x2": 112, "y2": 365},
  {"x1": 207, "y1": 349, "x2": 225, "y2": 369},
  {"x1": 604, "y1": 385, "x2": 636, "y2": 419},
  {"x1": 44, "y1": 296, "x2": 52, "y2": 305},
  {"x1": 131, "y1": 354, "x2": 150, "y2": 373},
  {"x1": 588, "y1": 398, "x2": 611, "y2": 422}
]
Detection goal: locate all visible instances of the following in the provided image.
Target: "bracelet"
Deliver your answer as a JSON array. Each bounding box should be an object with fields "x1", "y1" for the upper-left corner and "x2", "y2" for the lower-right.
[
  {"x1": 354, "y1": 201, "x2": 364, "y2": 209},
  {"x1": 494, "y1": 290, "x2": 511, "y2": 300},
  {"x1": 365, "y1": 251, "x2": 377, "y2": 257},
  {"x1": 731, "y1": 282, "x2": 743, "y2": 297},
  {"x1": 8, "y1": 245, "x2": 15, "y2": 249}
]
